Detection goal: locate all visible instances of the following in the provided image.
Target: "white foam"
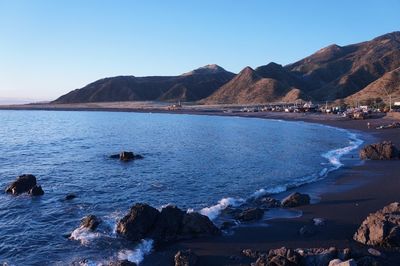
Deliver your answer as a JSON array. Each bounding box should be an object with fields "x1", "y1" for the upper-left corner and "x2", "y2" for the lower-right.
[
  {"x1": 117, "y1": 239, "x2": 154, "y2": 265},
  {"x1": 69, "y1": 226, "x2": 101, "y2": 245},
  {"x1": 199, "y1": 197, "x2": 244, "y2": 220}
]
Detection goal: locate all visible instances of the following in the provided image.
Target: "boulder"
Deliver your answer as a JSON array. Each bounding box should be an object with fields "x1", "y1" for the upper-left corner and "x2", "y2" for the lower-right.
[
  {"x1": 174, "y1": 250, "x2": 197, "y2": 266},
  {"x1": 29, "y1": 185, "x2": 44, "y2": 196},
  {"x1": 111, "y1": 151, "x2": 144, "y2": 161},
  {"x1": 267, "y1": 247, "x2": 300, "y2": 265},
  {"x1": 328, "y1": 259, "x2": 357, "y2": 266},
  {"x1": 116, "y1": 203, "x2": 159, "y2": 242},
  {"x1": 251, "y1": 196, "x2": 281, "y2": 208},
  {"x1": 151, "y1": 205, "x2": 184, "y2": 242},
  {"x1": 65, "y1": 193, "x2": 77, "y2": 200},
  {"x1": 281, "y1": 192, "x2": 310, "y2": 208},
  {"x1": 81, "y1": 215, "x2": 101, "y2": 231},
  {"x1": 5, "y1": 174, "x2": 37, "y2": 195},
  {"x1": 181, "y1": 212, "x2": 220, "y2": 237},
  {"x1": 353, "y1": 202, "x2": 400, "y2": 247},
  {"x1": 359, "y1": 141, "x2": 399, "y2": 160},
  {"x1": 236, "y1": 208, "x2": 264, "y2": 222}
]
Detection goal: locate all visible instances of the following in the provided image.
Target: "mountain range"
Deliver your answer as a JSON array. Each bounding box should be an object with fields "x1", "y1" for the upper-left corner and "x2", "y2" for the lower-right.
[{"x1": 54, "y1": 32, "x2": 400, "y2": 105}]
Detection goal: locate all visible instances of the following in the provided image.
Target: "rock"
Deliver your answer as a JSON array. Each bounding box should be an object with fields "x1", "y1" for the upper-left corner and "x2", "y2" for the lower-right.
[
  {"x1": 353, "y1": 202, "x2": 400, "y2": 247},
  {"x1": 116, "y1": 203, "x2": 159, "y2": 242},
  {"x1": 300, "y1": 247, "x2": 338, "y2": 266},
  {"x1": 109, "y1": 260, "x2": 137, "y2": 266},
  {"x1": 253, "y1": 254, "x2": 268, "y2": 266},
  {"x1": 174, "y1": 250, "x2": 197, "y2": 266},
  {"x1": 281, "y1": 192, "x2": 310, "y2": 208},
  {"x1": 242, "y1": 249, "x2": 260, "y2": 259},
  {"x1": 181, "y1": 212, "x2": 220, "y2": 237},
  {"x1": 252, "y1": 196, "x2": 281, "y2": 208},
  {"x1": 65, "y1": 193, "x2": 77, "y2": 200},
  {"x1": 267, "y1": 247, "x2": 300, "y2": 265},
  {"x1": 81, "y1": 215, "x2": 101, "y2": 231},
  {"x1": 299, "y1": 224, "x2": 317, "y2": 237},
  {"x1": 367, "y1": 248, "x2": 381, "y2": 257},
  {"x1": 329, "y1": 259, "x2": 357, "y2": 266},
  {"x1": 5, "y1": 174, "x2": 37, "y2": 195},
  {"x1": 111, "y1": 151, "x2": 144, "y2": 161},
  {"x1": 28, "y1": 185, "x2": 44, "y2": 196},
  {"x1": 359, "y1": 141, "x2": 399, "y2": 160},
  {"x1": 151, "y1": 205, "x2": 184, "y2": 243},
  {"x1": 236, "y1": 208, "x2": 264, "y2": 222}
]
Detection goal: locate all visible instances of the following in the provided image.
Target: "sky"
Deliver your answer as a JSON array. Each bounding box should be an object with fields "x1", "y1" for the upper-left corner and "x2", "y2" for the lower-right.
[{"x1": 0, "y1": 0, "x2": 399, "y2": 101}]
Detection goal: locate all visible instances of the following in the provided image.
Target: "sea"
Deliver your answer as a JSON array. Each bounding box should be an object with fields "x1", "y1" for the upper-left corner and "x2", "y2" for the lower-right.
[{"x1": 0, "y1": 110, "x2": 364, "y2": 265}]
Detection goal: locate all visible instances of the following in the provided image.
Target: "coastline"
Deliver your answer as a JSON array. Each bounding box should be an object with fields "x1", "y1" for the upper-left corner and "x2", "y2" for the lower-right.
[{"x1": 1, "y1": 106, "x2": 400, "y2": 265}]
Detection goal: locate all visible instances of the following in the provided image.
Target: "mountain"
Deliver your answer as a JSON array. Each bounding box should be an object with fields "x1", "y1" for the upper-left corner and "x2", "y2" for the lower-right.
[
  {"x1": 204, "y1": 65, "x2": 304, "y2": 104},
  {"x1": 53, "y1": 65, "x2": 235, "y2": 103},
  {"x1": 345, "y1": 67, "x2": 400, "y2": 104}
]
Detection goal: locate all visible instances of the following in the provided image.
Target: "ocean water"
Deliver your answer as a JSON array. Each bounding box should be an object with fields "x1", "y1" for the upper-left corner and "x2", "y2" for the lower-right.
[{"x1": 0, "y1": 110, "x2": 363, "y2": 265}]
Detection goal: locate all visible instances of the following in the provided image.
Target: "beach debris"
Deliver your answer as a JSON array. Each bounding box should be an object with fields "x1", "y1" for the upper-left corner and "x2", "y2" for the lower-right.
[
  {"x1": 328, "y1": 258, "x2": 357, "y2": 266},
  {"x1": 281, "y1": 192, "x2": 311, "y2": 208},
  {"x1": 174, "y1": 249, "x2": 198, "y2": 266},
  {"x1": 28, "y1": 185, "x2": 44, "y2": 196},
  {"x1": 65, "y1": 193, "x2": 77, "y2": 200},
  {"x1": 110, "y1": 151, "x2": 144, "y2": 161},
  {"x1": 109, "y1": 260, "x2": 137, "y2": 266},
  {"x1": 359, "y1": 141, "x2": 399, "y2": 160},
  {"x1": 354, "y1": 202, "x2": 400, "y2": 247},
  {"x1": 81, "y1": 215, "x2": 101, "y2": 231},
  {"x1": 116, "y1": 203, "x2": 220, "y2": 244},
  {"x1": 5, "y1": 174, "x2": 44, "y2": 196},
  {"x1": 236, "y1": 208, "x2": 264, "y2": 222}
]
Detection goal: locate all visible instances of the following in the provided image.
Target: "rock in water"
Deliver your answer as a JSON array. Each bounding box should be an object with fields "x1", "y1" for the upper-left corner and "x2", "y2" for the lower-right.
[
  {"x1": 354, "y1": 202, "x2": 400, "y2": 247},
  {"x1": 236, "y1": 208, "x2": 264, "y2": 222},
  {"x1": 81, "y1": 215, "x2": 101, "y2": 231},
  {"x1": 174, "y1": 250, "x2": 197, "y2": 266},
  {"x1": 110, "y1": 151, "x2": 144, "y2": 161},
  {"x1": 117, "y1": 203, "x2": 160, "y2": 242},
  {"x1": 180, "y1": 212, "x2": 220, "y2": 237},
  {"x1": 359, "y1": 141, "x2": 399, "y2": 160},
  {"x1": 151, "y1": 205, "x2": 185, "y2": 242},
  {"x1": 281, "y1": 192, "x2": 310, "y2": 208},
  {"x1": 5, "y1": 174, "x2": 37, "y2": 195},
  {"x1": 28, "y1": 185, "x2": 44, "y2": 196},
  {"x1": 65, "y1": 193, "x2": 77, "y2": 200}
]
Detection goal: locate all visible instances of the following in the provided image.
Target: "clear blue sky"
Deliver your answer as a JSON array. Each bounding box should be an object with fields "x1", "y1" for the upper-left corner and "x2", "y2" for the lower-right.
[{"x1": 0, "y1": 0, "x2": 399, "y2": 101}]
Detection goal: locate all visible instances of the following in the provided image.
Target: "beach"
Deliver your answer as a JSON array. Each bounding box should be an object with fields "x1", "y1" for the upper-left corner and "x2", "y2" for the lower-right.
[{"x1": 1, "y1": 103, "x2": 400, "y2": 265}]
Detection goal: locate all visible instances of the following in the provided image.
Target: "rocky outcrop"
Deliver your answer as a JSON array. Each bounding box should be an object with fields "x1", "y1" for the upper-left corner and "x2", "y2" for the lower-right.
[
  {"x1": 281, "y1": 192, "x2": 311, "y2": 208},
  {"x1": 354, "y1": 202, "x2": 400, "y2": 247},
  {"x1": 110, "y1": 151, "x2": 144, "y2": 161},
  {"x1": 174, "y1": 250, "x2": 198, "y2": 266},
  {"x1": 236, "y1": 208, "x2": 264, "y2": 222},
  {"x1": 116, "y1": 203, "x2": 219, "y2": 244},
  {"x1": 5, "y1": 174, "x2": 44, "y2": 196},
  {"x1": 81, "y1": 215, "x2": 101, "y2": 231},
  {"x1": 359, "y1": 141, "x2": 399, "y2": 160}
]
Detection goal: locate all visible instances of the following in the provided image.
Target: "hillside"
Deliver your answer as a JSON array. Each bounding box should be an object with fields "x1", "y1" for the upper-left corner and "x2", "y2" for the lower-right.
[{"x1": 53, "y1": 65, "x2": 235, "y2": 103}]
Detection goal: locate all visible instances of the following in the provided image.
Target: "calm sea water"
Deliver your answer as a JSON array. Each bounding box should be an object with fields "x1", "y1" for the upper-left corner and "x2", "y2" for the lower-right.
[{"x1": 0, "y1": 110, "x2": 362, "y2": 265}]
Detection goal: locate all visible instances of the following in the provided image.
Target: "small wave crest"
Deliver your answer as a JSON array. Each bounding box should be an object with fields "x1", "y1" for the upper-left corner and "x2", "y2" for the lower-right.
[
  {"x1": 117, "y1": 239, "x2": 154, "y2": 265},
  {"x1": 69, "y1": 227, "x2": 101, "y2": 245},
  {"x1": 199, "y1": 197, "x2": 244, "y2": 220}
]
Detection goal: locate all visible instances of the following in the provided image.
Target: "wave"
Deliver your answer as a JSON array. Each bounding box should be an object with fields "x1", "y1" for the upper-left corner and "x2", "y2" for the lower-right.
[
  {"x1": 199, "y1": 197, "x2": 244, "y2": 220},
  {"x1": 117, "y1": 239, "x2": 154, "y2": 265},
  {"x1": 69, "y1": 226, "x2": 101, "y2": 245}
]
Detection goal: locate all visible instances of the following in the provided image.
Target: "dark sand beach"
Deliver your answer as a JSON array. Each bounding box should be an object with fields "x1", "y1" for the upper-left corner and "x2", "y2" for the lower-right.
[{"x1": 1, "y1": 103, "x2": 400, "y2": 265}]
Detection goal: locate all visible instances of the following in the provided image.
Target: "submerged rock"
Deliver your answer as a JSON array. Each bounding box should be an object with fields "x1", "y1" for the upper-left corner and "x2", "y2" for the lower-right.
[
  {"x1": 28, "y1": 185, "x2": 44, "y2": 196},
  {"x1": 236, "y1": 208, "x2": 264, "y2": 222},
  {"x1": 116, "y1": 203, "x2": 219, "y2": 244},
  {"x1": 353, "y1": 202, "x2": 400, "y2": 247},
  {"x1": 281, "y1": 192, "x2": 310, "y2": 208},
  {"x1": 81, "y1": 215, "x2": 101, "y2": 231},
  {"x1": 359, "y1": 141, "x2": 399, "y2": 160},
  {"x1": 111, "y1": 151, "x2": 144, "y2": 161},
  {"x1": 65, "y1": 193, "x2": 77, "y2": 200},
  {"x1": 174, "y1": 250, "x2": 198, "y2": 266},
  {"x1": 5, "y1": 174, "x2": 37, "y2": 195}
]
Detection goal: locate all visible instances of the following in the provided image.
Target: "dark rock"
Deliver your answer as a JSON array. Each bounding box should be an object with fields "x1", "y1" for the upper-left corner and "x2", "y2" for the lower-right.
[
  {"x1": 281, "y1": 192, "x2": 310, "y2": 208},
  {"x1": 269, "y1": 255, "x2": 297, "y2": 265},
  {"x1": 353, "y1": 202, "x2": 400, "y2": 247},
  {"x1": 81, "y1": 215, "x2": 101, "y2": 231},
  {"x1": 338, "y1": 248, "x2": 352, "y2": 261},
  {"x1": 110, "y1": 154, "x2": 120, "y2": 159},
  {"x1": 254, "y1": 254, "x2": 268, "y2": 266},
  {"x1": 252, "y1": 196, "x2": 281, "y2": 208},
  {"x1": 116, "y1": 151, "x2": 144, "y2": 161},
  {"x1": 236, "y1": 208, "x2": 264, "y2": 222},
  {"x1": 300, "y1": 247, "x2": 338, "y2": 266},
  {"x1": 65, "y1": 193, "x2": 77, "y2": 200},
  {"x1": 116, "y1": 203, "x2": 159, "y2": 242},
  {"x1": 181, "y1": 212, "x2": 220, "y2": 237},
  {"x1": 299, "y1": 224, "x2": 318, "y2": 237},
  {"x1": 267, "y1": 247, "x2": 300, "y2": 265},
  {"x1": 174, "y1": 249, "x2": 197, "y2": 266},
  {"x1": 109, "y1": 260, "x2": 137, "y2": 266},
  {"x1": 359, "y1": 141, "x2": 399, "y2": 160},
  {"x1": 151, "y1": 205, "x2": 184, "y2": 243},
  {"x1": 28, "y1": 185, "x2": 44, "y2": 196},
  {"x1": 5, "y1": 174, "x2": 37, "y2": 195}
]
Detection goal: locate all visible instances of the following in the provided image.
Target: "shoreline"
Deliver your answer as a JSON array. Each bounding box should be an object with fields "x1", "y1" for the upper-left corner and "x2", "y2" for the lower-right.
[{"x1": 1, "y1": 106, "x2": 400, "y2": 265}]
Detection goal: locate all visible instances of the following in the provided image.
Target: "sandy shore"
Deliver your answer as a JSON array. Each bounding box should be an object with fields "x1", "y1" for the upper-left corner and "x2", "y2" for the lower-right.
[{"x1": 1, "y1": 103, "x2": 400, "y2": 265}]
